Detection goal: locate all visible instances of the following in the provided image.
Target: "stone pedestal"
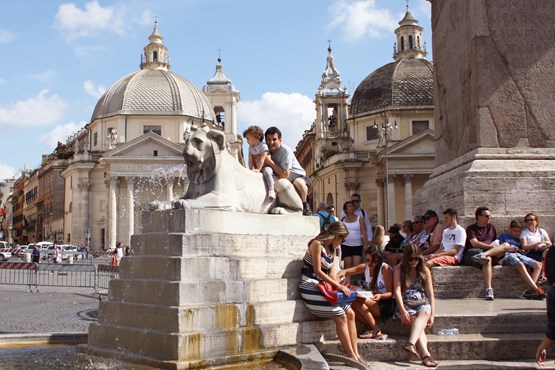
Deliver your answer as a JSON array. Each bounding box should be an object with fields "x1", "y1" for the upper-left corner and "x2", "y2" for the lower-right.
[
  {"x1": 85, "y1": 209, "x2": 320, "y2": 369},
  {"x1": 416, "y1": 0, "x2": 555, "y2": 225}
]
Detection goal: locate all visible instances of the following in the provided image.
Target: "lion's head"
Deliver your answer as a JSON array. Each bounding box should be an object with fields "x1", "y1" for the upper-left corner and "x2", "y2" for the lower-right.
[{"x1": 183, "y1": 126, "x2": 226, "y2": 185}]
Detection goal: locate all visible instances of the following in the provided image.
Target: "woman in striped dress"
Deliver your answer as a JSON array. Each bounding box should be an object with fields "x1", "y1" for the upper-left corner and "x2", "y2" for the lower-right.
[{"x1": 299, "y1": 221, "x2": 367, "y2": 365}]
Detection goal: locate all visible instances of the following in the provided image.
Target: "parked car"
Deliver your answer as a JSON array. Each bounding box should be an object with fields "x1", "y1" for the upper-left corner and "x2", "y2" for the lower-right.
[{"x1": 15, "y1": 245, "x2": 28, "y2": 257}]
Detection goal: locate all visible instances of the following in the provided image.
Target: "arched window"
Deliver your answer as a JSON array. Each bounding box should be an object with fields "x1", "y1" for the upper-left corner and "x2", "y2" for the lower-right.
[
  {"x1": 153, "y1": 51, "x2": 158, "y2": 62},
  {"x1": 417, "y1": 36, "x2": 421, "y2": 49},
  {"x1": 409, "y1": 35, "x2": 414, "y2": 49},
  {"x1": 400, "y1": 36, "x2": 405, "y2": 51}
]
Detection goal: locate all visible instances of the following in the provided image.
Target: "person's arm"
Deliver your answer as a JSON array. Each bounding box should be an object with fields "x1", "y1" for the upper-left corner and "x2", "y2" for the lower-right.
[
  {"x1": 421, "y1": 225, "x2": 442, "y2": 255},
  {"x1": 536, "y1": 336, "x2": 553, "y2": 365},
  {"x1": 424, "y1": 267, "x2": 435, "y2": 327},
  {"x1": 264, "y1": 155, "x2": 290, "y2": 179},
  {"x1": 469, "y1": 237, "x2": 495, "y2": 250},
  {"x1": 543, "y1": 229, "x2": 552, "y2": 246},
  {"x1": 393, "y1": 265, "x2": 410, "y2": 324},
  {"x1": 248, "y1": 151, "x2": 254, "y2": 170},
  {"x1": 336, "y1": 263, "x2": 366, "y2": 278},
  {"x1": 427, "y1": 244, "x2": 461, "y2": 259},
  {"x1": 374, "y1": 265, "x2": 393, "y2": 301},
  {"x1": 359, "y1": 217, "x2": 368, "y2": 246},
  {"x1": 520, "y1": 231, "x2": 548, "y2": 251},
  {"x1": 309, "y1": 241, "x2": 350, "y2": 295},
  {"x1": 254, "y1": 151, "x2": 268, "y2": 172}
]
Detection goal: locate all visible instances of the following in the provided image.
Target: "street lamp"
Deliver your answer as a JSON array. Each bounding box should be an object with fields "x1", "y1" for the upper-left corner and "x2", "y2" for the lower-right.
[{"x1": 373, "y1": 118, "x2": 398, "y2": 227}]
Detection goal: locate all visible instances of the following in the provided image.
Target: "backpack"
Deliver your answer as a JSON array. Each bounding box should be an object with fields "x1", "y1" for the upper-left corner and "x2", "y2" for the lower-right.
[
  {"x1": 545, "y1": 245, "x2": 555, "y2": 286},
  {"x1": 317, "y1": 212, "x2": 332, "y2": 232}
]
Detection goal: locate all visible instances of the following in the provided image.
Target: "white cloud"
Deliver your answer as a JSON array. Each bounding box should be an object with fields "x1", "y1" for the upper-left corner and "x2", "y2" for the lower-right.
[
  {"x1": 0, "y1": 29, "x2": 15, "y2": 44},
  {"x1": 327, "y1": 0, "x2": 397, "y2": 41},
  {"x1": 28, "y1": 69, "x2": 57, "y2": 83},
  {"x1": 54, "y1": 0, "x2": 127, "y2": 40},
  {"x1": 140, "y1": 10, "x2": 155, "y2": 25},
  {"x1": 237, "y1": 92, "x2": 315, "y2": 150},
  {"x1": 39, "y1": 121, "x2": 86, "y2": 150},
  {"x1": 0, "y1": 164, "x2": 16, "y2": 182},
  {"x1": 84, "y1": 80, "x2": 106, "y2": 98},
  {"x1": 0, "y1": 90, "x2": 67, "y2": 126},
  {"x1": 415, "y1": 0, "x2": 432, "y2": 19}
]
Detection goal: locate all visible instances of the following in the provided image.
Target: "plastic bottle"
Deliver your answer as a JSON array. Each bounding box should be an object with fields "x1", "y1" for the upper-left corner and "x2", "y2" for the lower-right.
[{"x1": 437, "y1": 328, "x2": 458, "y2": 336}]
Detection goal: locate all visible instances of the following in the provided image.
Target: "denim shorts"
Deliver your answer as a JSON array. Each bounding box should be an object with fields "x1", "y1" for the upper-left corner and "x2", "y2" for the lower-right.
[{"x1": 502, "y1": 252, "x2": 538, "y2": 268}]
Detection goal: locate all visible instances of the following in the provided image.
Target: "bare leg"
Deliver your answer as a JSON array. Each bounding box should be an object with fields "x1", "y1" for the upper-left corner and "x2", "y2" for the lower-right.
[
  {"x1": 346, "y1": 309, "x2": 361, "y2": 358},
  {"x1": 531, "y1": 261, "x2": 542, "y2": 284},
  {"x1": 409, "y1": 308, "x2": 431, "y2": 346},
  {"x1": 352, "y1": 300, "x2": 376, "y2": 330},
  {"x1": 482, "y1": 258, "x2": 493, "y2": 289},
  {"x1": 343, "y1": 256, "x2": 353, "y2": 270},
  {"x1": 352, "y1": 254, "x2": 362, "y2": 267},
  {"x1": 292, "y1": 177, "x2": 308, "y2": 203},
  {"x1": 516, "y1": 262, "x2": 540, "y2": 291},
  {"x1": 331, "y1": 314, "x2": 357, "y2": 358}
]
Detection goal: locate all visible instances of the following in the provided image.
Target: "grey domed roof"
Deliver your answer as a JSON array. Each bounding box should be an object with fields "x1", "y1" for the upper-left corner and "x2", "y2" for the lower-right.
[
  {"x1": 350, "y1": 58, "x2": 434, "y2": 116},
  {"x1": 91, "y1": 69, "x2": 214, "y2": 122}
]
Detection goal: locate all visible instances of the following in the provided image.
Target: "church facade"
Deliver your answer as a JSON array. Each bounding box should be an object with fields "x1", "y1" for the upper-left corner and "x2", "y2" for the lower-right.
[
  {"x1": 60, "y1": 22, "x2": 240, "y2": 250},
  {"x1": 297, "y1": 7, "x2": 435, "y2": 228}
]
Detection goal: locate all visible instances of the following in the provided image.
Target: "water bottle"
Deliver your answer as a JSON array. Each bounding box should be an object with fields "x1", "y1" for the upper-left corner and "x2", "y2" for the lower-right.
[{"x1": 437, "y1": 328, "x2": 458, "y2": 336}]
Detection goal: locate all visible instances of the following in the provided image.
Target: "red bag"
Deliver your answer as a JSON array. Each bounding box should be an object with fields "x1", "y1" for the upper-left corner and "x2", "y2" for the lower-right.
[{"x1": 317, "y1": 281, "x2": 358, "y2": 305}]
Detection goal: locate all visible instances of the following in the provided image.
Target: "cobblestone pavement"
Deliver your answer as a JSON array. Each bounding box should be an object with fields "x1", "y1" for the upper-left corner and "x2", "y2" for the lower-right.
[{"x1": 0, "y1": 284, "x2": 99, "y2": 334}]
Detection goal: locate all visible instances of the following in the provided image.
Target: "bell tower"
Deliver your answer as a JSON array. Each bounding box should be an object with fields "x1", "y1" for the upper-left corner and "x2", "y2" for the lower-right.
[{"x1": 313, "y1": 42, "x2": 350, "y2": 169}]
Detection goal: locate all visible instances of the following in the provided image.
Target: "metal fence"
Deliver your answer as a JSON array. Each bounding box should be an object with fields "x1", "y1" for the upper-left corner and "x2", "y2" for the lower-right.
[{"x1": 0, "y1": 262, "x2": 118, "y2": 295}]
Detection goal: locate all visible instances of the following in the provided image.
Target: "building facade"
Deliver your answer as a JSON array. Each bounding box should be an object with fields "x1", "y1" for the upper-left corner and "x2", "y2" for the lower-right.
[
  {"x1": 59, "y1": 21, "x2": 239, "y2": 251},
  {"x1": 306, "y1": 7, "x2": 435, "y2": 228}
]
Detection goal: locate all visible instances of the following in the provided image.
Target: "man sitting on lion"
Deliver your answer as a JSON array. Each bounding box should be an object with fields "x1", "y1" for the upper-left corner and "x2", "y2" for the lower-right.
[
  {"x1": 263, "y1": 126, "x2": 312, "y2": 216},
  {"x1": 158, "y1": 123, "x2": 304, "y2": 215}
]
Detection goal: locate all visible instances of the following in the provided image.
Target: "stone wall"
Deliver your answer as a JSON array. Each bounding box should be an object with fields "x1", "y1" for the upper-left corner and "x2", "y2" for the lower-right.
[{"x1": 431, "y1": 0, "x2": 555, "y2": 165}]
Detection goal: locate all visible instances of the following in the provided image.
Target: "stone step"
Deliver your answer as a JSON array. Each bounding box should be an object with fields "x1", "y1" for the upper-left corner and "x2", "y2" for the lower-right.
[
  {"x1": 107, "y1": 278, "x2": 304, "y2": 306},
  {"x1": 431, "y1": 265, "x2": 530, "y2": 299},
  {"x1": 380, "y1": 310, "x2": 546, "y2": 336},
  {"x1": 119, "y1": 255, "x2": 303, "y2": 280},
  {"x1": 131, "y1": 232, "x2": 310, "y2": 258},
  {"x1": 320, "y1": 333, "x2": 545, "y2": 362},
  {"x1": 140, "y1": 209, "x2": 320, "y2": 236}
]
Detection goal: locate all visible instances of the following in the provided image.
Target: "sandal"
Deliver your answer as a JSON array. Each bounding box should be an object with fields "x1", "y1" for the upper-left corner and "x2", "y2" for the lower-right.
[
  {"x1": 358, "y1": 330, "x2": 374, "y2": 339},
  {"x1": 372, "y1": 330, "x2": 385, "y2": 340},
  {"x1": 421, "y1": 355, "x2": 438, "y2": 367},
  {"x1": 402, "y1": 341, "x2": 420, "y2": 359}
]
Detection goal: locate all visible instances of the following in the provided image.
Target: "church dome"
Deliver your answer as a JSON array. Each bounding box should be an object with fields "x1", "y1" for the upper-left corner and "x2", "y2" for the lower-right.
[
  {"x1": 90, "y1": 69, "x2": 214, "y2": 122},
  {"x1": 350, "y1": 58, "x2": 434, "y2": 116},
  {"x1": 90, "y1": 21, "x2": 213, "y2": 123}
]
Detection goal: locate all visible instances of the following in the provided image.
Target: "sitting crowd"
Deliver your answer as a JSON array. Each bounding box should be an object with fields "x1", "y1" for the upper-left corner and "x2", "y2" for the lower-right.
[{"x1": 302, "y1": 197, "x2": 553, "y2": 367}]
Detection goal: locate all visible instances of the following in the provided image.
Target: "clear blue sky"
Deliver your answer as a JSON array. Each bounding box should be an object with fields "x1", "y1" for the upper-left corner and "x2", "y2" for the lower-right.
[{"x1": 0, "y1": 0, "x2": 432, "y2": 181}]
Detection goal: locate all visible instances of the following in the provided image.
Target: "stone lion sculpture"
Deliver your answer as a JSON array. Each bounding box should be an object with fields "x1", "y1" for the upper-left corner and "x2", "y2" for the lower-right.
[{"x1": 151, "y1": 124, "x2": 303, "y2": 214}]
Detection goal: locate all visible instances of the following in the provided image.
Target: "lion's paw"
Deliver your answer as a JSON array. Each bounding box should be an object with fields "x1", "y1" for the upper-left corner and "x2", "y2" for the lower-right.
[{"x1": 172, "y1": 199, "x2": 193, "y2": 209}]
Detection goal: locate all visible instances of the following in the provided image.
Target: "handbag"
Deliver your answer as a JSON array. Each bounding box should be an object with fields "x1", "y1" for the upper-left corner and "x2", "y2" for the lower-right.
[
  {"x1": 406, "y1": 298, "x2": 429, "y2": 307},
  {"x1": 317, "y1": 280, "x2": 358, "y2": 305}
]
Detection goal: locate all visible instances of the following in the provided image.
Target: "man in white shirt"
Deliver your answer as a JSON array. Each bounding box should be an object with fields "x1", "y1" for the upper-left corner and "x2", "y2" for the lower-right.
[
  {"x1": 340, "y1": 193, "x2": 373, "y2": 242},
  {"x1": 425, "y1": 208, "x2": 466, "y2": 268}
]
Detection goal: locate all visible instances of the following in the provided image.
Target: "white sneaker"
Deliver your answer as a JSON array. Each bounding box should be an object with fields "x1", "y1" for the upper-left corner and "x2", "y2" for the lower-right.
[
  {"x1": 472, "y1": 253, "x2": 490, "y2": 266},
  {"x1": 485, "y1": 288, "x2": 494, "y2": 301}
]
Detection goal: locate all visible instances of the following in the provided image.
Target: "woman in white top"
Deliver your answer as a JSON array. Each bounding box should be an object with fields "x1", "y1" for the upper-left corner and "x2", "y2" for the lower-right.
[
  {"x1": 520, "y1": 212, "x2": 552, "y2": 263},
  {"x1": 338, "y1": 245, "x2": 394, "y2": 339},
  {"x1": 341, "y1": 201, "x2": 368, "y2": 270}
]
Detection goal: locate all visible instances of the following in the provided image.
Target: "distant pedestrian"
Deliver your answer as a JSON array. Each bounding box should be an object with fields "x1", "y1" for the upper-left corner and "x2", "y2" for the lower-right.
[
  {"x1": 53, "y1": 243, "x2": 60, "y2": 264},
  {"x1": 32, "y1": 244, "x2": 40, "y2": 263},
  {"x1": 116, "y1": 242, "x2": 124, "y2": 265},
  {"x1": 111, "y1": 250, "x2": 118, "y2": 266}
]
